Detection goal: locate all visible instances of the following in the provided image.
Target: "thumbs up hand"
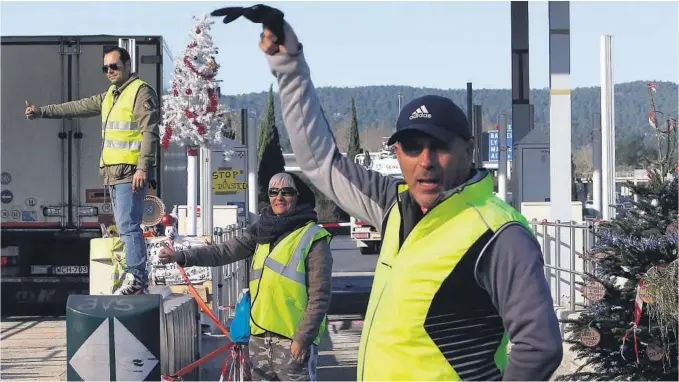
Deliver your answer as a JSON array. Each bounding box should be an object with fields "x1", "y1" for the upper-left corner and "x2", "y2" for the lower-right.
[{"x1": 24, "y1": 100, "x2": 39, "y2": 120}]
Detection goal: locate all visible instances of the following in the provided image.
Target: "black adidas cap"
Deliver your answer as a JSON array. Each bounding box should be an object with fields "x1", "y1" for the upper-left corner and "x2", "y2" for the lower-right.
[{"x1": 388, "y1": 95, "x2": 471, "y2": 145}]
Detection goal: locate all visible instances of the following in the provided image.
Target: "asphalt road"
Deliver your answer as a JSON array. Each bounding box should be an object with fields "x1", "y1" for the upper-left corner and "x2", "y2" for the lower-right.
[{"x1": 328, "y1": 235, "x2": 378, "y2": 275}]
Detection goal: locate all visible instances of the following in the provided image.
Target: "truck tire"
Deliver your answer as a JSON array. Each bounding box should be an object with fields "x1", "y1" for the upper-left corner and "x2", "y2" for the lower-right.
[
  {"x1": 359, "y1": 242, "x2": 380, "y2": 255},
  {"x1": 359, "y1": 246, "x2": 373, "y2": 255}
]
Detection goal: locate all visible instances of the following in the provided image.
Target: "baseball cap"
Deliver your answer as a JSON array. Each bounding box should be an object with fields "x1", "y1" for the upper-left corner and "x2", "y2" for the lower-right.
[{"x1": 388, "y1": 95, "x2": 471, "y2": 145}]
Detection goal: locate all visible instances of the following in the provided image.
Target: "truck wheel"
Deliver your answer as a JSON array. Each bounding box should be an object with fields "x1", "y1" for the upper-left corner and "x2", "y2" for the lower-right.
[{"x1": 359, "y1": 246, "x2": 374, "y2": 255}]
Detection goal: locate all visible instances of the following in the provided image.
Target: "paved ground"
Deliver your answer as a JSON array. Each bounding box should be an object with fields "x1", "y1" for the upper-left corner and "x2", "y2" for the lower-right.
[
  {"x1": 327, "y1": 236, "x2": 377, "y2": 275},
  {"x1": 0, "y1": 316, "x2": 67, "y2": 381},
  {"x1": 0, "y1": 236, "x2": 581, "y2": 380},
  {"x1": 0, "y1": 235, "x2": 374, "y2": 381},
  {"x1": 199, "y1": 317, "x2": 364, "y2": 381}
]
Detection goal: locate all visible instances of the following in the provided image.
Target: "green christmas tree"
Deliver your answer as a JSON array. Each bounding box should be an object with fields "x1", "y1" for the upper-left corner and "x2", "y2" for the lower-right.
[
  {"x1": 558, "y1": 84, "x2": 678, "y2": 381},
  {"x1": 347, "y1": 97, "x2": 361, "y2": 162},
  {"x1": 335, "y1": 98, "x2": 361, "y2": 222},
  {"x1": 257, "y1": 84, "x2": 286, "y2": 205}
]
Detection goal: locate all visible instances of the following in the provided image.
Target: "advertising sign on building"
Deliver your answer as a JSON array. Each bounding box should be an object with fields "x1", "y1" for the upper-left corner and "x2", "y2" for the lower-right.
[
  {"x1": 211, "y1": 146, "x2": 248, "y2": 223},
  {"x1": 489, "y1": 125, "x2": 513, "y2": 161}
]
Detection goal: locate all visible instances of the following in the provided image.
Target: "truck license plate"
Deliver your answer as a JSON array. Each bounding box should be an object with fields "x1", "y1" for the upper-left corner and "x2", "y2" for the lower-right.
[{"x1": 54, "y1": 265, "x2": 88, "y2": 275}]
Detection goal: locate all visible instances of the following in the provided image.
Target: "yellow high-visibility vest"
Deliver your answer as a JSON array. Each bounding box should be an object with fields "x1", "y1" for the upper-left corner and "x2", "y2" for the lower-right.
[
  {"x1": 99, "y1": 79, "x2": 146, "y2": 167},
  {"x1": 249, "y1": 222, "x2": 331, "y2": 345},
  {"x1": 357, "y1": 173, "x2": 532, "y2": 381}
]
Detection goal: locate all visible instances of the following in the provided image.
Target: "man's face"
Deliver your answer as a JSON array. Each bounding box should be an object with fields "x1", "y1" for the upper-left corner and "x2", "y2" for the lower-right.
[
  {"x1": 393, "y1": 131, "x2": 473, "y2": 210},
  {"x1": 103, "y1": 51, "x2": 130, "y2": 86}
]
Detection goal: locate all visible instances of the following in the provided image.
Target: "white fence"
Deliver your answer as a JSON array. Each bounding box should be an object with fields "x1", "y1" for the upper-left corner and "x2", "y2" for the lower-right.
[
  {"x1": 211, "y1": 224, "x2": 250, "y2": 328},
  {"x1": 529, "y1": 219, "x2": 599, "y2": 315}
]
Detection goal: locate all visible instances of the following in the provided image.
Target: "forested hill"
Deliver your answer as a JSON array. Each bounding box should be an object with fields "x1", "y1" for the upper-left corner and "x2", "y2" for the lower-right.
[{"x1": 217, "y1": 80, "x2": 678, "y2": 151}]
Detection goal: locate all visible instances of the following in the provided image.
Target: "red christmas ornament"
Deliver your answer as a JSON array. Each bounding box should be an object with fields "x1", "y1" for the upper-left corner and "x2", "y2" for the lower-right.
[
  {"x1": 161, "y1": 124, "x2": 173, "y2": 150},
  {"x1": 173, "y1": 88, "x2": 179, "y2": 97},
  {"x1": 195, "y1": 28, "x2": 201, "y2": 34},
  {"x1": 196, "y1": 124, "x2": 206, "y2": 135},
  {"x1": 185, "y1": 88, "x2": 193, "y2": 95},
  {"x1": 161, "y1": 214, "x2": 174, "y2": 226},
  {"x1": 184, "y1": 108, "x2": 197, "y2": 120}
]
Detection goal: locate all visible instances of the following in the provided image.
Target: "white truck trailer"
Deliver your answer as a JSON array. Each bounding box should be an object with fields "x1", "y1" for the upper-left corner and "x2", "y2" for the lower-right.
[{"x1": 0, "y1": 35, "x2": 165, "y2": 315}]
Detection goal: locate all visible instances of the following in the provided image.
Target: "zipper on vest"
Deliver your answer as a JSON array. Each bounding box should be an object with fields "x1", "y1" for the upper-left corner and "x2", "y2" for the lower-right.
[
  {"x1": 249, "y1": 245, "x2": 273, "y2": 334},
  {"x1": 360, "y1": 279, "x2": 389, "y2": 381},
  {"x1": 360, "y1": 199, "x2": 403, "y2": 380},
  {"x1": 100, "y1": 93, "x2": 118, "y2": 169}
]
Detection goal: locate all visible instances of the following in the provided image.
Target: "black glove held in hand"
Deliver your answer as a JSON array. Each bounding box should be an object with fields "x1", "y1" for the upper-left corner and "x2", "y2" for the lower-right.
[{"x1": 211, "y1": 4, "x2": 286, "y2": 45}]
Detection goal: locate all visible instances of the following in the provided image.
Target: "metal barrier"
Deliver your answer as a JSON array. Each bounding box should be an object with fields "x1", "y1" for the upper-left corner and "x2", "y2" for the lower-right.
[
  {"x1": 208, "y1": 219, "x2": 601, "y2": 328},
  {"x1": 529, "y1": 219, "x2": 600, "y2": 313},
  {"x1": 211, "y1": 223, "x2": 250, "y2": 328}
]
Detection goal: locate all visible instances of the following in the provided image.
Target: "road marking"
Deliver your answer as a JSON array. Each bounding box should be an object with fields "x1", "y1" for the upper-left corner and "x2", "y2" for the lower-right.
[{"x1": 332, "y1": 272, "x2": 375, "y2": 277}]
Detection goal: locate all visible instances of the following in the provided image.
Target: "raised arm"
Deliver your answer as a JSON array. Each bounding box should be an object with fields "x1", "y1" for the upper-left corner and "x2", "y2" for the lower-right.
[
  {"x1": 38, "y1": 93, "x2": 105, "y2": 119},
  {"x1": 177, "y1": 225, "x2": 258, "y2": 267},
  {"x1": 262, "y1": 24, "x2": 399, "y2": 228}
]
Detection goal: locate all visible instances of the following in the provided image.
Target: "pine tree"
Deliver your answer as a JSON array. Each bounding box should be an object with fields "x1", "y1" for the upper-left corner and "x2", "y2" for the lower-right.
[
  {"x1": 557, "y1": 84, "x2": 678, "y2": 381},
  {"x1": 347, "y1": 97, "x2": 361, "y2": 162},
  {"x1": 257, "y1": 84, "x2": 286, "y2": 204},
  {"x1": 160, "y1": 14, "x2": 232, "y2": 150}
]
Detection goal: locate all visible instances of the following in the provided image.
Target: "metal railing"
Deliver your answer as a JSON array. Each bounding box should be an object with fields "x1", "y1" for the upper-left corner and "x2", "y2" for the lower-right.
[
  {"x1": 208, "y1": 219, "x2": 601, "y2": 328},
  {"x1": 211, "y1": 223, "x2": 250, "y2": 328},
  {"x1": 529, "y1": 219, "x2": 600, "y2": 313}
]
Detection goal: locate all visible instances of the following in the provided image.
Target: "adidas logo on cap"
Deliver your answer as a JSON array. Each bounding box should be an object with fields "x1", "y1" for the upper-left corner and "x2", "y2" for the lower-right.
[{"x1": 409, "y1": 105, "x2": 431, "y2": 120}]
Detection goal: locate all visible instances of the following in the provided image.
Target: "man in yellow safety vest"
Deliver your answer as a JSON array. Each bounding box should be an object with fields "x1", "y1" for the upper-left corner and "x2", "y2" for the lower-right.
[
  {"x1": 237, "y1": 11, "x2": 564, "y2": 381},
  {"x1": 25, "y1": 46, "x2": 160, "y2": 295}
]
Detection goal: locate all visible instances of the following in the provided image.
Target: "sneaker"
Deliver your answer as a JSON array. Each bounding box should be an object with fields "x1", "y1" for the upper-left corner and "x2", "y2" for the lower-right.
[{"x1": 113, "y1": 273, "x2": 148, "y2": 295}]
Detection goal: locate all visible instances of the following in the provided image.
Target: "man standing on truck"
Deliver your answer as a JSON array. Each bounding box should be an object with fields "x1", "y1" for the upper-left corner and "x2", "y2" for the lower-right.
[
  {"x1": 245, "y1": 13, "x2": 563, "y2": 381},
  {"x1": 25, "y1": 46, "x2": 159, "y2": 295}
]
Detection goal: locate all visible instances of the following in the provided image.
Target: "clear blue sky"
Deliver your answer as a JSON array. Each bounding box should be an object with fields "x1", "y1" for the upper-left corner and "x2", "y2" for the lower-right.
[{"x1": 1, "y1": 1, "x2": 677, "y2": 95}]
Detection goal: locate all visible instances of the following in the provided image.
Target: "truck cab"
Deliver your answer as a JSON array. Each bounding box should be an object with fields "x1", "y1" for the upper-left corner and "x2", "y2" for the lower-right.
[{"x1": 350, "y1": 139, "x2": 403, "y2": 255}]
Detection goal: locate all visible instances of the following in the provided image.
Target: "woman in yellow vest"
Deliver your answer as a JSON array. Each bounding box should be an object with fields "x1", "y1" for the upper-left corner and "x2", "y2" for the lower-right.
[{"x1": 159, "y1": 172, "x2": 333, "y2": 381}]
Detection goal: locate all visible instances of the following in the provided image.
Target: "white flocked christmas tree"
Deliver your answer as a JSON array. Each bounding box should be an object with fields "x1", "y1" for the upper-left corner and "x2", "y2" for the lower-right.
[
  {"x1": 160, "y1": 14, "x2": 235, "y2": 237},
  {"x1": 161, "y1": 14, "x2": 233, "y2": 151}
]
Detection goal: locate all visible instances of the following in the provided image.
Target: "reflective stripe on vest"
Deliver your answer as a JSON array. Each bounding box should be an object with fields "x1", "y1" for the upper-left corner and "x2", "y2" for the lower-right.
[
  {"x1": 249, "y1": 224, "x2": 322, "y2": 284},
  {"x1": 357, "y1": 172, "x2": 531, "y2": 381},
  {"x1": 99, "y1": 78, "x2": 146, "y2": 167},
  {"x1": 248, "y1": 222, "x2": 331, "y2": 345}
]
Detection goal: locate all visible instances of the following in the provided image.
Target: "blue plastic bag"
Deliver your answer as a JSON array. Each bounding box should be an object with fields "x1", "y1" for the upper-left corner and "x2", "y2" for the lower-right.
[{"x1": 229, "y1": 289, "x2": 251, "y2": 344}]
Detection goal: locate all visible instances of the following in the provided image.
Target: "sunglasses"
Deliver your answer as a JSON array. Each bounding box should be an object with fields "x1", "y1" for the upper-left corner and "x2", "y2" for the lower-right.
[
  {"x1": 102, "y1": 63, "x2": 122, "y2": 73},
  {"x1": 268, "y1": 187, "x2": 297, "y2": 197}
]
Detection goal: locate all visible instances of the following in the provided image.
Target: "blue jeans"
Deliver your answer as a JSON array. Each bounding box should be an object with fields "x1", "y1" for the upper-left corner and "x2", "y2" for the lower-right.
[{"x1": 109, "y1": 183, "x2": 148, "y2": 284}]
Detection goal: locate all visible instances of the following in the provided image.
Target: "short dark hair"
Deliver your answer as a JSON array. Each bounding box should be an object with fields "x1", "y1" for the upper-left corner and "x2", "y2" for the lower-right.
[{"x1": 103, "y1": 47, "x2": 131, "y2": 64}]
